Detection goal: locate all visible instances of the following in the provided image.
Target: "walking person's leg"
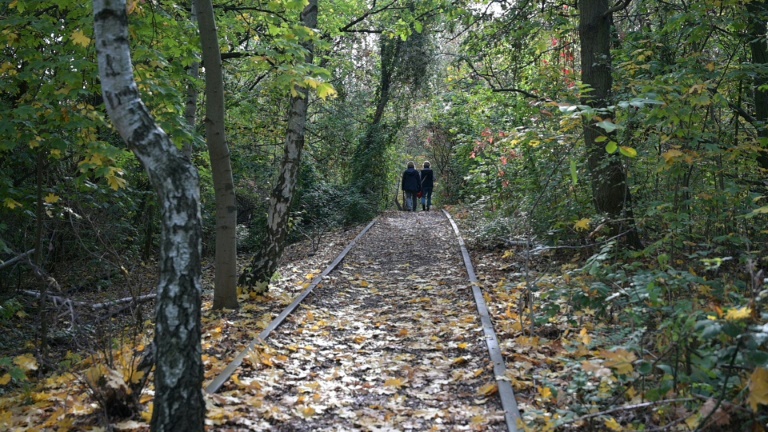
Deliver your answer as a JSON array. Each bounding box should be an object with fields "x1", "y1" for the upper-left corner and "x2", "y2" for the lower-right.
[{"x1": 426, "y1": 189, "x2": 432, "y2": 211}]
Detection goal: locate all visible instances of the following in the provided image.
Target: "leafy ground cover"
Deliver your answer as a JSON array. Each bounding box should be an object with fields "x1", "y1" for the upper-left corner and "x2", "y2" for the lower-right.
[{"x1": 1, "y1": 208, "x2": 766, "y2": 431}]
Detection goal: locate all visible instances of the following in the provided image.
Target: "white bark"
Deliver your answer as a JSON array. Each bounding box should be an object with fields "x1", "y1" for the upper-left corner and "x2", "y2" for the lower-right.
[{"x1": 93, "y1": 1, "x2": 205, "y2": 430}]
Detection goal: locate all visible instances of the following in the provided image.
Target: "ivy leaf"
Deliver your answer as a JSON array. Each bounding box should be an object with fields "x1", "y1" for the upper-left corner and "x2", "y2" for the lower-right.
[{"x1": 605, "y1": 141, "x2": 618, "y2": 154}]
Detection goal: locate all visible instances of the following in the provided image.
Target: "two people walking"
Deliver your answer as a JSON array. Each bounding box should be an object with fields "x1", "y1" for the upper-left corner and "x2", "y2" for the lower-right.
[{"x1": 401, "y1": 161, "x2": 434, "y2": 212}]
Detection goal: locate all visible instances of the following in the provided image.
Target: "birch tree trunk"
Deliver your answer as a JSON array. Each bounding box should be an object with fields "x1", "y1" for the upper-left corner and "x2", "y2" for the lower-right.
[
  {"x1": 194, "y1": 0, "x2": 239, "y2": 309},
  {"x1": 93, "y1": 1, "x2": 205, "y2": 430},
  {"x1": 579, "y1": 0, "x2": 642, "y2": 248},
  {"x1": 239, "y1": 0, "x2": 317, "y2": 292}
]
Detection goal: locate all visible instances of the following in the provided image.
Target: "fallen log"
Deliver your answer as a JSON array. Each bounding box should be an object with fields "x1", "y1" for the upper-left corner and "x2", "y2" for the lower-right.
[
  {"x1": 0, "y1": 249, "x2": 35, "y2": 271},
  {"x1": 20, "y1": 290, "x2": 156, "y2": 310}
]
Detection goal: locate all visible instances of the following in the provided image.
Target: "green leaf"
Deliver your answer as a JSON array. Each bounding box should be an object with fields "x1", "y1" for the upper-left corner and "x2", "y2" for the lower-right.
[
  {"x1": 605, "y1": 141, "x2": 618, "y2": 154},
  {"x1": 595, "y1": 136, "x2": 608, "y2": 143},
  {"x1": 619, "y1": 146, "x2": 638, "y2": 158},
  {"x1": 569, "y1": 159, "x2": 578, "y2": 185},
  {"x1": 595, "y1": 120, "x2": 620, "y2": 132}
]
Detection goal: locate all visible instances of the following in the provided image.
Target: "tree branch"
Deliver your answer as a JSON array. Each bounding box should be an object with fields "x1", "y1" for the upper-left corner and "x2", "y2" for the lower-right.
[
  {"x1": 605, "y1": 0, "x2": 633, "y2": 16},
  {"x1": 0, "y1": 249, "x2": 35, "y2": 271}
]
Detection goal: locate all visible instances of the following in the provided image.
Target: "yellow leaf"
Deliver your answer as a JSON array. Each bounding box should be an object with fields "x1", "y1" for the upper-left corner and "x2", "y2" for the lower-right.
[
  {"x1": 0, "y1": 373, "x2": 11, "y2": 385},
  {"x1": 71, "y1": 30, "x2": 91, "y2": 47},
  {"x1": 384, "y1": 377, "x2": 407, "y2": 389},
  {"x1": 478, "y1": 382, "x2": 498, "y2": 396},
  {"x1": 579, "y1": 327, "x2": 592, "y2": 345},
  {"x1": 662, "y1": 149, "x2": 684, "y2": 164},
  {"x1": 502, "y1": 250, "x2": 514, "y2": 259},
  {"x1": 601, "y1": 349, "x2": 637, "y2": 375},
  {"x1": 538, "y1": 386, "x2": 552, "y2": 400},
  {"x1": 457, "y1": 342, "x2": 469, "y2": 350},
  {"x1": 4, "y1": 198, "x2": 23, "y2": 209},
  {"x1": 316, "y1": 82, "x2": 337, "y2": 100},
  {"x1": 141, "y1": 403, "x2": 153, "y2": 422},
  {"x1": 749, "y1": 368, "x2": 768, "y2": 411},
  {"x1": 725, "y1": 307, "x2": 752, "y2": 321},
  {"x1": 574, "y1": 218, "x2": 591, "y2": 232},
  {"x1": 13, "y1": 353, "x2": 38, "y2": 372},
  {"x1": 705, "y1": 62, "x2": 715, "y2": 72},
  {"x1": 44, "y1": 193, "x2": 61, "y2": 204},
  {"x1": 605, "y1": 417, "x2": 623, "y2": 431},
  {"x1": 298, "y1": 406, "x2": 316, "y2": 418},
  {"x1": 107, "y1": 174, "x2": 127, "y2": 191}
]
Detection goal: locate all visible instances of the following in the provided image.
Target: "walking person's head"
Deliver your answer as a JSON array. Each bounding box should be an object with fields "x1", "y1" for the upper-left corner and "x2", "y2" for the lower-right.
[
  {"x1": 423, "y1": 161, "x2": 430, "y2": 168},
  {"x1": 407, "y1": 161, "x2": 415, "y2": 168}
]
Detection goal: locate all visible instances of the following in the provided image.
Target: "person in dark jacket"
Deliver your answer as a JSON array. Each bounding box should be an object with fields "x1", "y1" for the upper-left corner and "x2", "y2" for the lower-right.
[
  {"x1": 420, "y1": 161, "x2": 434, "y2": 211},
  {"x1": 401, "y1": 161, "x2": 421, "y2": 212}
]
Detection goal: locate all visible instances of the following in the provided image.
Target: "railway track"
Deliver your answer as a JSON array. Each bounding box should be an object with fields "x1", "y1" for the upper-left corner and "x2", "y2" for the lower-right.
[{"x1": 205, "y1": 210, "x2": 520, "y2": 431}]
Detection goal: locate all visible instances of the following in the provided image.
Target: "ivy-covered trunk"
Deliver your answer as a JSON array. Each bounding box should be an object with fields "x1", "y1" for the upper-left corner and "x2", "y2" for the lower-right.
[
  {"x1": 93, "y1": 1, "x2": 205, "y2": 430},
  {"x1": 578, "y1": 0, "x2": 642, "y2": 248},
  {"x1": 195, "y1": 0, "x2": 239, "y2": 309},
  {"x1": 239, "y1": 0, "x2": 317, "y2": 293}
]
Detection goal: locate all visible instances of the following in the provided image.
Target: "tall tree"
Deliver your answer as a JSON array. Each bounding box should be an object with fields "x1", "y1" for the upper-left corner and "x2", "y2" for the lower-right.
[
  {"x1": 239, "y1": 0, "x2": 318, "y2": 293},
  {"x1": 92, "y1": 1, "x2": 205, "y2": 430},
  {"x1": 194, "y1": 0, "x2": 239, "y2": 309},
  {"x1": 746, "y1": 0, "x2": 768, "y2": 170},
  {"x1": 578, "y1": 0, "x2": 642, "y2": 248}
]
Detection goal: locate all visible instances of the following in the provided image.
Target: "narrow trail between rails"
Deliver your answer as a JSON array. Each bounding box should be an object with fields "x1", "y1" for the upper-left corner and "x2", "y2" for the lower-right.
[{"x1": 207, "y1": 211, "x2": 516, "y2": 431}]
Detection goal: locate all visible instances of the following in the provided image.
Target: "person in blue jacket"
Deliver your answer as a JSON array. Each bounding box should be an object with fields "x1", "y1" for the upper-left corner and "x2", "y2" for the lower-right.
[
  {"x1": 420, "y1": 161, "x2": 434, "y2": 211},
  {"x1": 401, "y1": 161, "x2": 421, "y2": 212}
]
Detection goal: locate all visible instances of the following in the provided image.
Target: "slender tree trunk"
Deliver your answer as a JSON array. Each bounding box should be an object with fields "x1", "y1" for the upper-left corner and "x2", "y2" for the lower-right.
[
  {"x1": 195, "y1": 0, "x2": 239, "y2": 309},
  {"x1": 747, "y1": 0, "x2": 768, "y2": 169},
  {"x1": 578, "y1": 0, "x2": 642, "y2": 248},
  {"x1": 239, "y1": 0, "x2": 317, "y2": 292},
  {"x1": 183, "y1": 1, "x2": 200, "y2": 160},
  {"x1": 93, "y1": 2, "x2": 205, "y2": 430}
]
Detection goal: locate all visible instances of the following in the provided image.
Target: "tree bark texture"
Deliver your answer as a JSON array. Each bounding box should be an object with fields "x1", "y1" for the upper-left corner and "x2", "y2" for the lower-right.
[
  {"x1": 239, "y1": 0, "x2": 318, "y2": 292},
  {"x1": 579, "y1": 0, "x2": 642, "y2": 248},
  {"x1": 194, "y1": 0, "x2": 239, "y2": 309},
  {"x1": 93, "y1": 1, "x2": 205, "y2": 430},
  {"x1": 747, "y1": 0, "x2": 768, "y2": 170}
]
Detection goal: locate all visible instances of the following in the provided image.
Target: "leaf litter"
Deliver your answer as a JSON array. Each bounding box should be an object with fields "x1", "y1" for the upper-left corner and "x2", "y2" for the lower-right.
[{"x1": 212, "y1": 211, "x2": 506, "y2": 431}]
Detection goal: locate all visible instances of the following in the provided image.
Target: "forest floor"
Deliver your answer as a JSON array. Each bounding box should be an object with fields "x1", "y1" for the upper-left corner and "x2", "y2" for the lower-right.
[{"x1": 0, "y1": 208, "x2": 595, "y2": 431}]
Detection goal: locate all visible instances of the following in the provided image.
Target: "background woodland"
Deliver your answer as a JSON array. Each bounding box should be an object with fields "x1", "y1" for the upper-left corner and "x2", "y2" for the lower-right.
[{"x1": 1, "y1": 0, "x2": 768, "y2": 430}]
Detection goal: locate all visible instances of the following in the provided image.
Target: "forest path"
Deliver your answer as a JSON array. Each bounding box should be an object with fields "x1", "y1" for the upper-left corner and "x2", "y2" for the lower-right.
[{"x1": 209, "y1": 210, "x2": 507, "y2": 431}]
